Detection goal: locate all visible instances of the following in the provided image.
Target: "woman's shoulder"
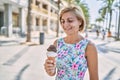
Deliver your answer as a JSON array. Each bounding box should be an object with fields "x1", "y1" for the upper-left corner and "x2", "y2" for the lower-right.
[
  {"x1": 85, "y1": 40, "x2": 97, "y2": 56},
  {"x1": 86, "y1": 40, "x2": 96, "y2": 50}
]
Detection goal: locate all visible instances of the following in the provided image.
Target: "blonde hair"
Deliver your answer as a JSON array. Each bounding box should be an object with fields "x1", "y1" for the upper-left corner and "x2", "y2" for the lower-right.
[{"x1": 59, "y1": 6, "x2": 86, "y2": 32}]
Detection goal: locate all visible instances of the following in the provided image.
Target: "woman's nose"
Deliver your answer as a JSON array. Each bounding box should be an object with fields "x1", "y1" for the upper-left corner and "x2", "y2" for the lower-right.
[{"x1": 63, "y1": 21, "x2": 69, "y2": 27}]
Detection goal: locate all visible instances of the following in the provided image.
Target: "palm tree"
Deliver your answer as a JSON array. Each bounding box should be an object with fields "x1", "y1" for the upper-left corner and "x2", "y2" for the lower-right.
[
  {"x1": 95, "y1": 17, "x2": 104, "y2": 27},
  {"x1": 78, "y1": 2, "x2": 90, "y2": 28},
  {"x1": 56, "y1": 0, "x2": 60, "y2": 37},
  {"x1": 98, "y1": 6, "x2": 108, "y2": 28},
  {"x1": 26, "y1": 0, "x2": 32, "y2": 42},
  {"x1": 97, "y1": 0, "x2": 115, "y2": 37}
]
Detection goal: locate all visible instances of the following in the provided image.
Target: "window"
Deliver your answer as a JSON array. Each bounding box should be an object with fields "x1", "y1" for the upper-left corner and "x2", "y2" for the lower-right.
[
  {"x1": 42, "y1": 4, "x2": 48, "y2": 10},
  {"x1": 36, "y1": 0, "x2": 40, "y2": 7}
]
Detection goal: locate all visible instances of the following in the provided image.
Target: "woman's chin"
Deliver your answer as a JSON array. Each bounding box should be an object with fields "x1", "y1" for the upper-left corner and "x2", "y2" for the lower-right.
[{"x1": 66, "y1": 32, "x2": 73, "y2": 35}]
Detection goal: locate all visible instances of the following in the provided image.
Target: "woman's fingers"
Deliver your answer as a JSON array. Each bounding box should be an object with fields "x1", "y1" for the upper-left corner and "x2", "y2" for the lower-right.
[
  {"x1": 45, "y1": 59, "x2": 56, "y2": 66},
  {"x1": 44, "y1": 59, "x2": 56, "y2": 76},
  {"x1": 46, "y1": 59, "x2": 54, "y2": 63},
  {"x1": 44, "y1": 59, "x2": 56, "y2": 72}
]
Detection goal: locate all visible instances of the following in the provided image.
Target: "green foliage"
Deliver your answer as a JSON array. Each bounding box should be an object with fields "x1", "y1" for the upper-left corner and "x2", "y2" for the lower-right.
[{"x1": 95, "y1": 17, "x2": 104, "y2": 22}]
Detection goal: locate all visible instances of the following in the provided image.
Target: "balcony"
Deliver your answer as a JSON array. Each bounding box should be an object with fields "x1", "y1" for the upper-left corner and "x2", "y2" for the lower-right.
[
  {"x1": 31, "y1": 4, "x2": 41, "y2": 12},
  {"x1": 31, "y1": 4, "x2": 48, "y2": 14},
  {"x1": 51, "y1": 13, "x2": 57, "y2": 18},
  {"x1": 0, "y1": 0, "x2": 28, "y2": 7},
  {"x1": 41, "y1": 8, "x2": 48, "y2": 14}
]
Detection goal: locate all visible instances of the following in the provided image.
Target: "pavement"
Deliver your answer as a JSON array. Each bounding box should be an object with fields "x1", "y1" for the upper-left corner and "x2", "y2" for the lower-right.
[
  {"x1": 0, "y1": 32, "x2": 57, "y2": 80},
  {"x1": 0, "y1": 32, "x2": 120, "y2": 80},
  {"x1": 0, "y1": 31, "x2": 55, "y2": 45},
  {"x1": 0, "y1": 31, "x2": 120, "y2": 52},
  {"x1": 87, "y1": 32, "x2": 120, "y2": 53}
]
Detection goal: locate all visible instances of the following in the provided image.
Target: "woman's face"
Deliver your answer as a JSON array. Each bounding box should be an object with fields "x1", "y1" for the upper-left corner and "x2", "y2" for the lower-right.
[{"x1": 60, "y1": 11, "x2": 81, "y2": 35}]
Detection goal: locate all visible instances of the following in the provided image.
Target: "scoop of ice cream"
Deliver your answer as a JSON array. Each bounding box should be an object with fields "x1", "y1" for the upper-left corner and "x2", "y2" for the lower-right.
[{"x1": 47, "y1": 45, "x2": 57, "y2": 52}]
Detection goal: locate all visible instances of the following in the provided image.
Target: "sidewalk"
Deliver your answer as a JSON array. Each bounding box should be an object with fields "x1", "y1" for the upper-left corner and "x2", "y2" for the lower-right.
[
  {"x1": 105, "y1": 41, "x2": 120, "y2": 53},
  {"x1": 0, "y1": 31, "x2": 57, "y2": 46},
  {"x1": 0, "y1": 32, "x2": 120, "y2": 54},
  {"x1": 87, "y1": 32, "x2": 120, "y2": 53},
  {"x1": 0, "y1": 35, "x2": 20, "y2": 46},
  {"x1": 0, "y1": 32, "x2": 120, "y2": 53},
  {"x1": 0, "y1": 32, "x2": 57, "y2": 80}
]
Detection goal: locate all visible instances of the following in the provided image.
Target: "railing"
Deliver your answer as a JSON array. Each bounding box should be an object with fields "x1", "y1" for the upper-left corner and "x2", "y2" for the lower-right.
[
  {"x1": 51, "y1": 13, "x2": 57, "y2": 17},
  {"x1": 31, "y1": 4, "x2": 48, "y2": 14},
  {"x1": 10, "y1": 0, "x2": 28, "y2": 7},
  {"x1": 31, "y1": 4, "x2": 40, "y2": 11},
  {"x1": 41, "y1": 8, "x2": 48, "y2": 14}
]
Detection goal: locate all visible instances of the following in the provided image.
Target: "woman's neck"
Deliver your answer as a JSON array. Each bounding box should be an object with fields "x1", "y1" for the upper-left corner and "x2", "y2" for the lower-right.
[{"x1": 64, "y1": 34, "x2": 83, "y2": 44}]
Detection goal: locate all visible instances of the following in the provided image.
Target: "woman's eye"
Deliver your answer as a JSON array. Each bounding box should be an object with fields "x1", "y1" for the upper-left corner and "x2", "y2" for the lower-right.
[
  {"x1": 61, "y1": 20, "x2": 65, "y2": 24},
  {"x1": 68, "y1": 20, "x2": 73, "y2": 23}
]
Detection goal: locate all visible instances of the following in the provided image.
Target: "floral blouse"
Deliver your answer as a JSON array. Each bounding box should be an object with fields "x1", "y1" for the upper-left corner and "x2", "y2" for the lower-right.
[{"x1": 56, "y1": 38, "x2": 89, "y2": 80}]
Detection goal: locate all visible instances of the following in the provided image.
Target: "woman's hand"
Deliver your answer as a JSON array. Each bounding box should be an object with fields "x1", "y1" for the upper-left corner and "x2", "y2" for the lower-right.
[{"x1": 44, "y1": 59, "x2": 56, "y2": 76}]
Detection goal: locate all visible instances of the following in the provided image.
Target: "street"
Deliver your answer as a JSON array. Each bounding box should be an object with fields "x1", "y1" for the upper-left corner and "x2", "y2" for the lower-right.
[{"x1": 0, "y1": 32, "x2": 120, "y2": 80}]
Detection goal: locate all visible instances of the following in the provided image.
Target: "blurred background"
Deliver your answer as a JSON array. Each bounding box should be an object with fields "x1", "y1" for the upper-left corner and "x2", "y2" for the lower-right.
[{"x1": 0, "y1": 0, "x2": 120, "y2": 80}]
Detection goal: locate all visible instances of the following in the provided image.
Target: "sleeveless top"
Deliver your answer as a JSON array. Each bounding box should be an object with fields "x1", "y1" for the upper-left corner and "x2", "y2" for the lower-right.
[{"x1": 56, "y1": 38, "x2": 89, "y2": 80}]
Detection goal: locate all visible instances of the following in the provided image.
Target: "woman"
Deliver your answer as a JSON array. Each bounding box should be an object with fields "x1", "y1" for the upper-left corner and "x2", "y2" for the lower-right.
[{"x1": 44, "y1": 6, "x2": 99, "y2": 80}]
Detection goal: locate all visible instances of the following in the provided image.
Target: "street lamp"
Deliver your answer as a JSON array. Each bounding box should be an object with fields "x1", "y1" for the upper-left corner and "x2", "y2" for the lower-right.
[{"x1": 54, "y1": 0, "x2": 60, "y2": 37}]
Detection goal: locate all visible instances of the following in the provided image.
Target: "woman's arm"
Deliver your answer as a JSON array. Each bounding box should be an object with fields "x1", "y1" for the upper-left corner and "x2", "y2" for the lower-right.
[{"x1": 85, "y1": 41, "x2": 99, "y2": 80}]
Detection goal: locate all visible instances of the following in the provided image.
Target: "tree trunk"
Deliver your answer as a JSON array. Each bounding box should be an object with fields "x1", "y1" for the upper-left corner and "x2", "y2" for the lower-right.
[
  {"x1": 26, "y1": 0, "x2": 32, "y2": 42},
  {"x1": 56, "y1": 0, "x2": 60, "y2": 37}
]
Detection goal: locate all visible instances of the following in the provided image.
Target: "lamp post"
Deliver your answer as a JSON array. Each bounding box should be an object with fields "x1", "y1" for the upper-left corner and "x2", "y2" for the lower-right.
[{"x1": 54, "y1": 0, "x2": 60, "y2": 37}]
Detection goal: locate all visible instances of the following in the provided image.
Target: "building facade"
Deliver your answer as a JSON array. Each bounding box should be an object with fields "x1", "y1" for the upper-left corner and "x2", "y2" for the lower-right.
[
  {"x1": 30, "y1": 0, "x2": 58, "y2": 33},
  {"x1": 0, "y1": 0, "x2": 59, "y2": 37},
  {"x1": 0, "y1": 0, "x2": 28, "y2": 37}
]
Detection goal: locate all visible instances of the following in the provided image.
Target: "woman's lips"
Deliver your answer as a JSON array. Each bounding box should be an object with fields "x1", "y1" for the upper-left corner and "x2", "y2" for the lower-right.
[{"x1": 65, "y1": 27, "x2": 72, "y2": 31}]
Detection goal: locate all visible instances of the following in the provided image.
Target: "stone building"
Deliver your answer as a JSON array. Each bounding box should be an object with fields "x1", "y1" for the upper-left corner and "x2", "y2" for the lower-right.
[{"x1": 0, "y1": 0, "x2": 60, "y2": 37}]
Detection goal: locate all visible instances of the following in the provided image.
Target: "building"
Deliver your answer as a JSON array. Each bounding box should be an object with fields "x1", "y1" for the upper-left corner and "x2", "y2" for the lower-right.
[
  {"x1": 0, "y1": 0, "x2": 61, "y2": 37},
  {"x1": 30, "y1": 0, "x2": 58, "y2": 33},
  {"x1": 0, "y1": 0, "x2": 28, "y2": 37}
]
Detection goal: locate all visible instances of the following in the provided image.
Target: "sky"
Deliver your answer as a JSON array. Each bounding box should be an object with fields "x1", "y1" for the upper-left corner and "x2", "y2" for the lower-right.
[
  {"x1": 84, "y1": 0, "x2": 102, "y2": 24},
  {"x1": 84, "y1": 0, "x2": 117, "y2": 28}
]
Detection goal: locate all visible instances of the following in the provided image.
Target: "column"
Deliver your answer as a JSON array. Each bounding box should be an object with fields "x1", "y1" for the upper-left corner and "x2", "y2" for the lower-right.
[
  {"x1": 40, "y1": 16, "x2": 43, "y2": 32},
  {"x1": 32, "y1": 0, "x2": 35, "y2": 4},
  {"x1": 31, "y1": 14, "x2": 36, "y2": 31},
  {"x1": 4, "y1": 4, "x2": 12, "y2": 37},
  {"x1": 47, "y1": 5, "x2": 51, "y2": 33},
  {"x1": 19, "y1": 8, "x2": 25, "y2": 36},
  {"x1": 38, "y1": 17, "x2": 41, "y2": 31},
  {"x1": 47, "y1": 19, "x2": 50, "y2": 33}
]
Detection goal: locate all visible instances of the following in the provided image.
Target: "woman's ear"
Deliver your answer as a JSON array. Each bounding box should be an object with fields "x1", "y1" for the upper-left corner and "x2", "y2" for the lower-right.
[{"x1": 79, "y1": 19, "x2": 82, "y2": 26}]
